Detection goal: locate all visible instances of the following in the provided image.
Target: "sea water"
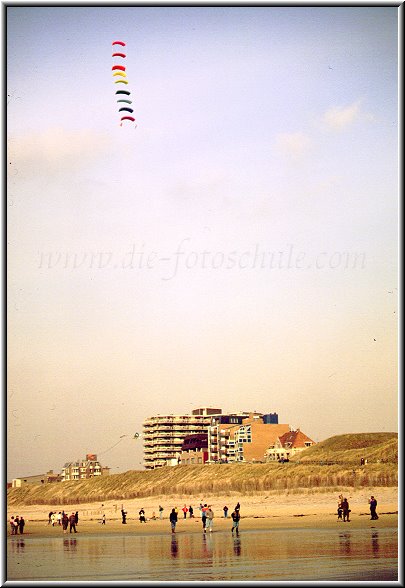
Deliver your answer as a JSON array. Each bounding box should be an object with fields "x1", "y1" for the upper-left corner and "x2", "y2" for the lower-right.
[{"x1": 7, "y1": 527, "x2": 398, "y2": 582}]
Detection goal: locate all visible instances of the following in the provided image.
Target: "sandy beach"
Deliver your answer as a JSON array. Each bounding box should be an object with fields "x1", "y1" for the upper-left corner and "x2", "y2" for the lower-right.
[{"x1": 8, "y1": 487, "x2": 398, "y2": 537}]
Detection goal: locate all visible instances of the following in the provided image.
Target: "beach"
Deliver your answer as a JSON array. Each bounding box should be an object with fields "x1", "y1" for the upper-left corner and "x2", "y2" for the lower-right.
[{"x1": 8, "y1": 487, "x2": 398, "y2": 537}]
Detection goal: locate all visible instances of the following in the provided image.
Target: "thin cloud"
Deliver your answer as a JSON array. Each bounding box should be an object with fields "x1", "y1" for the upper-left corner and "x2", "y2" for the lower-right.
[{"x1": 322, "y1": 100, "x2": 362, "y2": 131}]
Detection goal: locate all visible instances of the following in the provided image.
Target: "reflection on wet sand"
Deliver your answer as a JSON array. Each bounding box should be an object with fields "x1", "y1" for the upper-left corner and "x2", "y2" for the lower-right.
[
  {"x1": 7, "y1": 527, "x2": 397, "y2": 582},
  {"x1": 233, "y1": 536, "x2": 241, "y2": 556},
  {"x1": 339, "y1": 532, "x2": 352, "y2": 555},
  {"x1": 171, "y1": 535, "x2": 178, "y2": 558},
  {"x1": 63, "y1": 538, "x2": 77, "y2": 551},
  {"x1": 10, "y1": 539, "x2": 25, "y2": 553},
  {"x1": 371, "y1": 531, "x2": 379, "y2": 556}
]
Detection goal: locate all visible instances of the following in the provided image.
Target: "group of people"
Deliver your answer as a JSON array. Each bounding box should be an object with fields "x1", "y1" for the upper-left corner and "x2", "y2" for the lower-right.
[
  {"x1": 9, "y1": 516, "x2": 25, "y2": 535},
  {"x1": 169, "y1": 501, "x2": 241, "y2": 535},
  {"x1": 47, "y1": 510, "x2": 79, "y2": 533},
  {"x1": 337, "y1": 495, "x2": 351, "y2": 522},
  {"x1": 48, "y1": 510, "x2": 79, "y2": 533},
  {"x1": 337, "y1": 495, "x2": 379, "y2": 522},
  {"x1": 11, "y1": 494, "x2": 379, "y2": 537}
]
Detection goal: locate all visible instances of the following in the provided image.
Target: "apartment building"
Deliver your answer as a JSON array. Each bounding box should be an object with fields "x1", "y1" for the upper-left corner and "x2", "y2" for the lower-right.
[
  {"x1": 180, "y1": 433, "x2": 209, "y2": 465},
  {"x1": 61, "y1": 454, "x2": 110, "y2": 481},
  {"x1": 143, "y1": 408, "x2": 222, "y2": 469},
  {"x1": 208, "y1": 412, "x2": 290, "y2": 463},
  {"x1": 265, "y1": 429, "x2": 316, "y2": 462}
]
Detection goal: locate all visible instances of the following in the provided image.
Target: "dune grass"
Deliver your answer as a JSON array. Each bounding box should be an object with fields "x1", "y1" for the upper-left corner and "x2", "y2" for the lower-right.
[{"x1": 8, "y1": 432, "x2": 397, "y2": 506}]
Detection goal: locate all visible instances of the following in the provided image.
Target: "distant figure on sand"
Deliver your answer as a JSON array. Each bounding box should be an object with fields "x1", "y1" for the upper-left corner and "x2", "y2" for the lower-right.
[
  {"x1": 223, "y1": 506, "x2": 229, "y2": 518},
  {"x1": 341, "y1": 498, "x2": 350, "y2": 522},
  {"x1": 75, "y1": 512, "x2": 79, "y2": 525},
  {"x1": 102, "y1": 514, "x2": 106, "y2": 525},
  {"x1": 231, "y1": 509, "x2": 240, "y2": 535},
  {"x1": 121, "y1": 509, "x2": 127, "y2": 524},
  {"x1": 139, "y1": 509, "x2": 146, "y2": 523},
  {"x1": 182, "y1": 505, "x2": 188, "y2": 519},
  {"x1": 170, "y1": 508, "x2": 178, "y2": 533},
  {"x1": 19, "y1": 516, "x2": 25, "y2": 534},
  {"x1": 235, "y1": 502, "x2": 241, "y2": 513},
  {"x1": 189, "y1": 505, "x2": 194, "y2": 518},
  {"x1": 62, "y1": 512, "x2": 69, "y2": 533},
  {"x1": 159, "y1": 505, "x2": 164, "y2": 520},
  {"x1": 369, "y1": 496, "x2": 379, "y2": 520}
]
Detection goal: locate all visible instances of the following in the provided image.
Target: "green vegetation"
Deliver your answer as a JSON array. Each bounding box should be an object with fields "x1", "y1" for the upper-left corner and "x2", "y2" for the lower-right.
[{"x1": 8, "y1": 433, "x2": 397, "y2": 506}]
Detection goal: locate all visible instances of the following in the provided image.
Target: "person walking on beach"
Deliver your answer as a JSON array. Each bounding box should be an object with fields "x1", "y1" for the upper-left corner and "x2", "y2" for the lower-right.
[
  {"x1": 205, "y1": 506, "x2": 214, "y2": 533},
  {"x1": 189, "y1": 505, "x2": 194, "y2": 518},
  {"x1": 182, "y1": 505, "x2": 188, "y2": 519},
  {"x1": 159, "y1": 505, "x2": 164, "y2": 520},
  {"x1": 231, "y1": 508, "x2": 240, "y2": 535},
  {"x1": 341, "y1": 498, "x2": 350, "y2": 522},
  {"x1": 69, "y1": 512, "x2": 77, "y2": 533},
  {"x1": 62, "y1": 512, "x2": 69, "y2": 533},
  {"x1": 169, "y1": 508, "x2": 178, "y2": 533},
  {"x1": 74, "y1": 511, "x2": 79, "y2": 526},
  {"x1": 121, "y1": 508, "x2": 127, "y2": 524},
  {"x1": 201, "y1": 504, "x2": 208, "y2": 532},
  {"x1": 139, "y1": 508, "x2": 146, "y2": 523},
  {"x1": 10, "y1": 516, "x2": 16, "y2": 535},
  {"x1": 102, "y1": 514, "x2": 106, "y2": 525},
  {"x1": 223, "y1": 506, "x2": 229, "y2": 518},
  {"x1": 19, "y1": 516, "x2": 25, "y2": 534},
  {"x1": 48, "y1": 511, "x2": 53, "y2": 525},
  {"x1": 369, "y1": 496, "x2": 379, "y2": 520},
  {"x1": 14, "y1": 516, "x2": 20, "y2": 533},
  {"x1": 51, "y1": 512, "x2": 56, "y2": 527},
  {"x1": 337, "y1": 496, "x2": 343, "y2": 521}
]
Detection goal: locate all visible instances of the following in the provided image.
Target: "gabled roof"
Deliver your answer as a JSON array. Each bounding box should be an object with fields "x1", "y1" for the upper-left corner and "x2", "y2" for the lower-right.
[{"x1": 278, "y1": 429, "x2": 315, "y2": 448}]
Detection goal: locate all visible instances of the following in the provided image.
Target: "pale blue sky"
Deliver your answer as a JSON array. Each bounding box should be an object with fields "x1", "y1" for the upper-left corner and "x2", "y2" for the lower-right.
[{"x1": 7, "y1": 7, "x2": 398, "y2": 479}]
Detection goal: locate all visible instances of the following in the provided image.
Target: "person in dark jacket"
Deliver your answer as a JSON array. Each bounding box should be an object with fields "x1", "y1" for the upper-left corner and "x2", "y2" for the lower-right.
[
  {"x1": 69, "y1": 512, "x2": 77, "y2": 533},
  {"x1": 369, "y1": 496, "x2": 379, "y2": 520},
  {"x1": 169, "y1": 508, "x2": 178, "y2": 533},
  {"x1": 341, "y1": 498, "x2": 350, "y2": 522},
  {"x1": 62, "y1": 512, "x2": 69, "y2": 533},
  {"x1": 139, "y1": 508, "x2": 146, "y2": 523},
  {"x1": 19, "y1": 516, "x2": 25, "y2": 534},
  {"x1": 74, "y1": 511, "x2": 79, "y2": 525},
  {"x1": 231, "y1": 509, "x2": 240, "y2": 535}
]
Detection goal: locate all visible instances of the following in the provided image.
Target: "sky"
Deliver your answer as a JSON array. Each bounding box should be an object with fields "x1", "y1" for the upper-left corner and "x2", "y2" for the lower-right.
[{"x1": 6, "y1": 6, "x2": 399, "y2": 480}]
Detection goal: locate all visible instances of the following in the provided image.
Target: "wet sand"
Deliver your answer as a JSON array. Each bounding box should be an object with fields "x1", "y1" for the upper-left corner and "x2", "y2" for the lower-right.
[{"x1": 8, "y1": 487, "x2": 397, "y2": 537}]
